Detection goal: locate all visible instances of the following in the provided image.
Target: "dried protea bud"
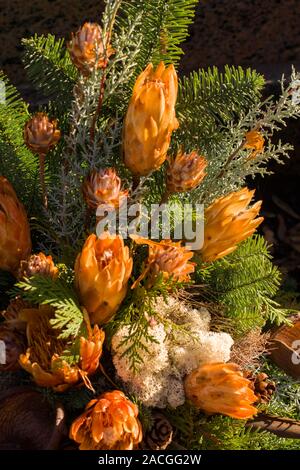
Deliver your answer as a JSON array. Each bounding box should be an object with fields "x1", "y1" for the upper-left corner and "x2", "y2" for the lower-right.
[
  {"x1": 68, "y1": 22, "x2": 113, "y2": 75},
  {"x1": 82, "y1": 168, "x2": 128, "y2": 210},
  {"x1": 1, "y1": 296, "x2": 30, "y2": 322},
  {"x1": 201, "y1": 187, "x2": 264, "y2": 263},
  {"x1": 75, "y1": 233, "x2": 133, "y2": 325},
  {"x1": 131, "y1": 236, "x2": 195, "y2": 288},
  {"x1": 18, "y1": 253, "x2": 58, "y2": 280},
  {"x1": 143, "y1": 413, "x2": 173, "y2": 450},
  {"x1": 24, "y1": 113, "x2": 60, "y2": 207},
  {"x1": 244, "y1": 130, "x2": 265, "y2": 159},
  {"x1": 167, "y1": 150, "x2": 207, "y2": 193},
  {"x1": 244, "y1": 371, "x2": 276, "y2": 404},
  {"x1": 0, "y1": 323, "x2": 27, "y2": 371},
  {"x1": 24, "y1": 113, "x2": 61, "y2": 156},
  {"x1": 0, "y1": 177, "x2": 32, "y2": 275},
  {"x1": 184, "y1": 363, "x2": 257, "y2": 419},
  {"x1": 70, "y1": 390, "x2": 142, "y2": 450},
  {"x1": 124, "y1": 62, "x2": 179, "y2": 176}
]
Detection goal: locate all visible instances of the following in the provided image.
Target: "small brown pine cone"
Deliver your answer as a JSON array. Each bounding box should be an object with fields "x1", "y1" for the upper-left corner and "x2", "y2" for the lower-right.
[
  {"x1": 143, "y1": 413, "x2": 173, "y2": 450},
  {"x1": 18, "y1": 253, "x2": 58, "y2": 280},
  {"x1": 244, "y1": 371, "x2": 276, "y2": 404},
  {"x1": 2, "y1": 296, "x2": 30, "y2": 322},
  {"x1": 0, "y1": 323, "x2": 27, "y2": 371}
]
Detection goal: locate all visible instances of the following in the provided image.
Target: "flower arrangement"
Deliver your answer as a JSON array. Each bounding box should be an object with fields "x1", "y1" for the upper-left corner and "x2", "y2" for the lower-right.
[{"x1": 1, "y1": 0, "x2": 300, "y2": 451}]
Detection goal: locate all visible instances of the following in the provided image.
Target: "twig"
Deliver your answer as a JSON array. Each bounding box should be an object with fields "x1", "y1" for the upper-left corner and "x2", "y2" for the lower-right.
[{"x1": 39, "y1": 153, "x2": 48, "y2": 208}]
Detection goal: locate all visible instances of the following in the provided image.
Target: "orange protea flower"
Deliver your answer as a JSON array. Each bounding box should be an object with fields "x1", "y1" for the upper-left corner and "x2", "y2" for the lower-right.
[
  {"x1": 18, "y1": 252, "x2": 58, "y2": 280},
  {"x1": 82, "y1": 168, "x2": 128, "y2": 210},
  {"x1": 124, "y1": 62, "x2": 179, "y2": 176},
  {"x1": 19, "y1": 305, "x2": 105, "y2": 392},
  {"x1": 167, "y1": 150, "x2": 207, "y2": 193},
  {"x1": 75, "y1": 233, "x2": 133, "y2": 325},
  {"x1": 184, "y1": 362, "x2": 257, "y2": 419},
  {"x1": 201, "y1": 188, "x2": 263, "y2": 263},
  {"x1": 68, "y1": 22, "x2": 114, "y2": 75},
  {"x1": 24, "y1": 113, "x2": 61, "y2": 156},
  {"x1": 131, "y1": 236, "x2": 195, "y2": 288},
  {"x1": 244, "y1": 130, "x2": 265, "y2": 159},
  {"x1": 70, "y1": 390, "x2": 143, "y2": 450},
  {"x1": 0, "y1": 177, "x2": 32, "y2": 274}
]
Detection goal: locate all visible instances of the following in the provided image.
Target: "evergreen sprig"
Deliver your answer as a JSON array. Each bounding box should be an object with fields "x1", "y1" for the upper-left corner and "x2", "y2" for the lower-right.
[
  {"x1": 176, "y1": 66, "x2": 265, "y2": 150},
  {"x1": 16, "y1": 275, "x2": 84, "y2": 340},
  {"x1": 198, "y1": 235, "x2": 291, "y2": 335},
  {"x1": 167, "y1": 403, "x2": 300, "y2": 450},
  {"x1": 118, "y1": 0, "x2": 198, "y2": 72},
  {"x1": 22, "y1": 34, "x2": 77, "y2": 107},
  {"x1": 0, "y1": 72, "x2": 38, "y2": 210}
]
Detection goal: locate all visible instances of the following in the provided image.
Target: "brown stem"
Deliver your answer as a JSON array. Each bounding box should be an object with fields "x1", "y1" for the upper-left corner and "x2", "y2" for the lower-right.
[
  {"x1": 84, "y1": 206, "x2": 93, "y2": 232},
  {"x1": 90, "y1": 68, "x2": 107, "y2": 143},
  {"x1": 99, "y1": 363, "x2": 118, "y2": 388},
  {"x1": 159, "y1": 189, "x2": 170, "y2": 205},
  {"x1": 39, "y1": 153, "x2": 48, "y2": 209},
  {"x1": 132, "y1": 175, "x2": 141, "y2": 192}
]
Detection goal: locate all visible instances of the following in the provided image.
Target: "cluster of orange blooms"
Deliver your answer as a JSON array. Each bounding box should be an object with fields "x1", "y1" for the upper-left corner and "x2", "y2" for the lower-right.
[{"x1": 0, "y1": 22, "x2": 267, "y2": 450}]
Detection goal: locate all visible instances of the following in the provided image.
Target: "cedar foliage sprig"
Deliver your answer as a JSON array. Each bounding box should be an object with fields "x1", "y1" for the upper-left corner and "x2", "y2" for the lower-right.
[{"x1": 16, "y1": 274, "x2": 84, "y2": 340}]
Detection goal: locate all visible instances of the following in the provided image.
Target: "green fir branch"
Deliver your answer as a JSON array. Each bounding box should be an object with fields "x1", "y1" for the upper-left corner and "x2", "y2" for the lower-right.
[
  {"x1": 198, "y1": 235, "x2": 291, "y2": 335},
  {"x1": 117, "y1": 0, "x2": 198, "y2": 71},
  {"x1": 176, "y1": 65, "x2": 265, "y2": 150},
  {"x1": 22, "y1": 34, "x2": 77, "y2": 107},
  {"x1": 0, "y1": 72, "x2": 39, "y2": 211}
]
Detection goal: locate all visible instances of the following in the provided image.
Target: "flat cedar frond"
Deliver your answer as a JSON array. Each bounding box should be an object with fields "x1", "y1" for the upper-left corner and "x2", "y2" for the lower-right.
[{"x1": 16, "y1": 275, "x2": 84, "y2": 340}]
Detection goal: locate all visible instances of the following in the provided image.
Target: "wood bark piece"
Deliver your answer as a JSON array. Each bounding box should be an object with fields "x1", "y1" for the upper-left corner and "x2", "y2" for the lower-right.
[
  {"x1": 269, "y1": 315, "x2": 300, "y2": 379},
  {"x1": 0, "y1": 387, "x2": 66, "y2": 449},
  {"x1": 247, "y1": 413, "x2": 300, "y2": 439}
]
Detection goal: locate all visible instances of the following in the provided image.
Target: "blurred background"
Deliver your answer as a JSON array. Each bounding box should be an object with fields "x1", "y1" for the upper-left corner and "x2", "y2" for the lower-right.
[{"x1": 1, "y1": 0, "x2": 300, "y2": 295}]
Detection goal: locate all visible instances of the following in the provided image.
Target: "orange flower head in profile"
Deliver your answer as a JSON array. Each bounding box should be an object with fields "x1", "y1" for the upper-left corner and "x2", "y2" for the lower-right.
[
  {"x1": 68, "y1": 22, "x2": 114, "y2": 75},
  {"x1": 18, "y1": 252, "x2": 58, "y2": 280},
  {"x1": 19, "y1": 305, "x2": 105, "y2": 392},
  {"x1": 201, "y1": 187, "x2": 263, "y2": 263},
  {"x1": 167, "y1": 150, "x2": 207, "y2": 193},
  {"x1": 70, "y1": 390, "x2": 143, "y2": 450},
  {"x1": 75, "y1": 233, "x2": 133, "y2": 325},
  {"x1": 184, "y1": 362, "x2": 257, "y2": 420},
  {"x1": 82, "y1": 168, "x2": 128, "y2": 210},
  {"x1": 131, "y1": 236, "x2": 195, "y2": 288},
  {"x1": 24, "y1": 113, "x2": 61, "y2": 156},
  {"x1": 0, "y1": 177, "x2": 32, "y2": 274},
  {"x1": 244, "y1": 130, "x2": 265, "y2": 159},
  {"x1": 124, "y1": 62, "x2": 179, "y2": 176}
]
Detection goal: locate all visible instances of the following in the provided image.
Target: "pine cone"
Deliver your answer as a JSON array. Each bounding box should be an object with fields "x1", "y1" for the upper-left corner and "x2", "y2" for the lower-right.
[
  {"x1": 0, "y1": 323, "x2": 27, "y2": 371},
  {"x1": 143, "y1": 413, "x2": 173, "y2": 450},
  {"x1": 17, "y1": 253, "x2": 58, "y2": 280},
  {"x1": 244, "y1": 371, "x2": 276, "y2": 404}
]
